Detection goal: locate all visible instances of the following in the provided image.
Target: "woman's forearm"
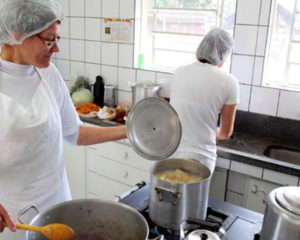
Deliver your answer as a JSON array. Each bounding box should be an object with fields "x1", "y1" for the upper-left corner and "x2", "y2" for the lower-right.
[{"x1": 77, "y1": 124, "x2": 127, "y2": 145}]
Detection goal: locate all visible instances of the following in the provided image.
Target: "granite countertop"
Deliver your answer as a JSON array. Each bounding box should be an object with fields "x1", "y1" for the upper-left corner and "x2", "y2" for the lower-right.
[{"x1": 217, "y1": 132, "x2": 300, "y2": 176}]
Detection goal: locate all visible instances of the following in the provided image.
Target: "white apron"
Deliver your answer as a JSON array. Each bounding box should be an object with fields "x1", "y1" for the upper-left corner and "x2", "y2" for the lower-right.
[{"x1": 0, "y1": 70, "x2": 71, "y2": 240}]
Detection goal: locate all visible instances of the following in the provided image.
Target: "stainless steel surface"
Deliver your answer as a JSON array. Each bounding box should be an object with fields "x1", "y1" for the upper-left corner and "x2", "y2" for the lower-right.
[
  {"x1": 149, "y1": 158, "x2": 211, "y2": 231},
  {"x1": 104, "y1": 84, "x2": 115, "y2": 107},
  {"x1": 260, "y1": 186, "x2": 300, "y2": 240},
  {"x1": 129, "y1": 82, "x2": 162, "y2": 105},
  {"x1": 263, "y1": 145, "x2": 300, "y2": 165},
  {"x1": 182, "y1": 230, "x2": 221, "y2": 240},
  {"x1": 26, "y1": 199, "x2": 149, "y2": 240},
  {"x1": 126, "y1": 97, "x2": 181, "y2": 160}
]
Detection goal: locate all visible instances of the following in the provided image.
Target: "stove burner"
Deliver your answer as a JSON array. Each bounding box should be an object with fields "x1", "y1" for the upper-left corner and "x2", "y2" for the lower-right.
[{"x1": 139, "y1": 207, "x2": 234, "y2": 240}]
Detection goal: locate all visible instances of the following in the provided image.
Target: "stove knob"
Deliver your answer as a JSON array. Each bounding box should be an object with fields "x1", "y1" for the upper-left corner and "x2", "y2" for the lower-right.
[{"x1": 200, "y1": 233, "x2": 208, "y2": 240}]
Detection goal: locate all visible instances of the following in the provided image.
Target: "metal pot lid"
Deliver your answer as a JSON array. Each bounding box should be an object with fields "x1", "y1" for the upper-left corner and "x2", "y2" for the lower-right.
[
  {"x1": 275, "y1": 186, "x2": 300, "y2": 216},
  {"x1": 126, "y1": 97, "x2": 182, "y2": 160},
  {"x1": 185, "y1": 230, "x2": 221, "y2": 240}
]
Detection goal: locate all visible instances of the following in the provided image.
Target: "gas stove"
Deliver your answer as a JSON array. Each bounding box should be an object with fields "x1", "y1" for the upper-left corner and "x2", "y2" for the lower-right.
[{"x1": 118, "y1": 182, "x2": 264, "y2": 240}]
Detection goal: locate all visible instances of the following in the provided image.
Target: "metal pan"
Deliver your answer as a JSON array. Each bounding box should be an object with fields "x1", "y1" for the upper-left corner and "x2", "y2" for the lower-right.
[{"x1": 126, "y1": 97, "x2": 181, "y2": 160}]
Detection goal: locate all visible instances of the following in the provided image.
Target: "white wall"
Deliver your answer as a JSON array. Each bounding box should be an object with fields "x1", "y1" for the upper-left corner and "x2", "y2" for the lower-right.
[{"x1": 55, "y1": 0, "x2": 300, "y2": 121}]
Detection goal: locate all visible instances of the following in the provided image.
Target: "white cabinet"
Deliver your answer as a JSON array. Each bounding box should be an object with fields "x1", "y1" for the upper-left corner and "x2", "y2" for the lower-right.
[
  {"x1": 209, "y1": 167, "x2": 228, "y2": 201},
  {"x1": 63, "y1": 144, "x2": 86, "y2": 199},
  {"x1": 86, "y1": 141, "x2": 152, "y2": 200},
  {"x1": 244, "y1": 177, "x2": 281, "y2": 213}
]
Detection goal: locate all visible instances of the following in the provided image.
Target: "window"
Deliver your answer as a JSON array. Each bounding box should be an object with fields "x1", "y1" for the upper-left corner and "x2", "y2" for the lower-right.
[
  {"x1": 263, "y1": 0, "x2": 300, "y2": 91},
  {"x1": 134, "y1": 0, "x2": 237, "y2": 73}
]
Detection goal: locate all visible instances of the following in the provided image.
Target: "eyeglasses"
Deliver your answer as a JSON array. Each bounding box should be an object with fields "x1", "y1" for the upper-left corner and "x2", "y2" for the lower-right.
[{"x1": 37, "y1": 34, "x2": 61, "y2": 49}]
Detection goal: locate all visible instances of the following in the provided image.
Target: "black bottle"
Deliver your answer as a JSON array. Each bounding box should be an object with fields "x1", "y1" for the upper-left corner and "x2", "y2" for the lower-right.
[{"x1": 93, "y1": 75, "x2": 105, "y2": 107}]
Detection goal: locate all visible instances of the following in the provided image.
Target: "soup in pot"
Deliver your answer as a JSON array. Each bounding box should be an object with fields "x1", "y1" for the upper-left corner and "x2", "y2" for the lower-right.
[{"x1": 155, "y1": 169, "x2": 203, "y2": 184}]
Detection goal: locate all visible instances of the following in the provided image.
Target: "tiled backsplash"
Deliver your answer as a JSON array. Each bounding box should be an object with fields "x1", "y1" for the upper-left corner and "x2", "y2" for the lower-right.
[{"x1": 54, "y1": 0, "x2": 300, "y2": 121}]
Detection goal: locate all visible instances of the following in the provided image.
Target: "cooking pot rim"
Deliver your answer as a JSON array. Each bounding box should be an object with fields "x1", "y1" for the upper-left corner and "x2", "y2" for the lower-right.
[{"x1": 26, "y1": 198, "x2": 150, "y2": 239}]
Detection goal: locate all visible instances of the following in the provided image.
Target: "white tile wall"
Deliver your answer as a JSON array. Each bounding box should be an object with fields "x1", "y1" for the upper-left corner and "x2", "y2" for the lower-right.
[
  {"x1": 118, "y1": 67, "x2": 136, "y2": 91},
  {"x1": 85, "y1": 0, "x2": 102, "y2": 18},
  {"x1": 85, "y1": 18, "x2": 101, "y2": 41},
  {"x1": 101, "y1": 43, "x2": 118, "y2": 66},
  {"x1": 252, "y1": 57, "x2": 264, "y2": 86},
  {"x1": 256, "y1": 26, "x2": 268, "y2": 56},
  {"x1": 233, "y1": 25, "x2": 258, "y2": 55},
  {"x1": 236, "y1": 0, "x2": 261, "y2": 25},
  {"x1": 53, "y1": 0, "x2": 300, "y2": 121},
  {"x1": 70, "y1": 18, "x2": 84, "y2": 39},
  {"x1": 69, "y1": 0, "x2": 84, "y2": 17},
  {"x1": 136, "y1": 70, "x2": 156, "y2": 83},
  {"x1": 277, "y1": 91, "x2": 300, "y2": 120},
  {"x1": 249, "y1": 86, "x2": 279, "y2": 116},
  {"x1": 118, "y1": 44, "x2": 134, "y2": 68},
  {"x1": 101, "y1": 65, "x2": 118, "y2": 86},
  {"x1": 231, "y1": 55, "x2": 254, "y2": 84},
  {"x1": 102, "y1": 0, "x2": 119, "y2": 18},
  {"x1": 238, "y1": 84, "x2": 251, "y2": 111},
  {"x1": 120, "y1": 0, "x2": 135, "y2": 19}
]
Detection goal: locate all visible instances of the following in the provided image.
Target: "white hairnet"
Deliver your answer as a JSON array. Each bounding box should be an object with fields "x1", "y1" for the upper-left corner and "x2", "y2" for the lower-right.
[
  {"x1": 196, "y1": 28, "x2": 234, "y2": 66},
  {"x1": 0, "y1": 0, "x2": 64, "y2": 45}
]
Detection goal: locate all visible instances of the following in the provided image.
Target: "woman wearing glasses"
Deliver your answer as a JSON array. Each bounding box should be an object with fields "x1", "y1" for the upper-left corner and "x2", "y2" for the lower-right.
[{"x1": 0, "y1": 0, "x2": 126, "y2": 239}]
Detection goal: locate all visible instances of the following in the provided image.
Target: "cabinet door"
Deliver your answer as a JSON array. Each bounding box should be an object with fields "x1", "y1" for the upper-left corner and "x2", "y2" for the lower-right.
[
  {"x1": 245, "y1": 177, "x2": 281, "y2": 213},
  {"x1": 209, "y1": 167, "x2": 227, "y2": 201},
  {"x1": 63, "y1": 144, "x2": 86, "y2": 199}
]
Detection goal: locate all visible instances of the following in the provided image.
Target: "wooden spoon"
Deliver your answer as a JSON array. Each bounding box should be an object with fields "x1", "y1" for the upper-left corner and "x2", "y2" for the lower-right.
[{"x1": 10, "y1": 223, "x2": 75, "y2": 240}]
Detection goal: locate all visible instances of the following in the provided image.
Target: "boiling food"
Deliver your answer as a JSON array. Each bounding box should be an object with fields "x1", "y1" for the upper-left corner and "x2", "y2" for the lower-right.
[{"x1": 156, "y1": 169, "x2": 203, "y2": 184}]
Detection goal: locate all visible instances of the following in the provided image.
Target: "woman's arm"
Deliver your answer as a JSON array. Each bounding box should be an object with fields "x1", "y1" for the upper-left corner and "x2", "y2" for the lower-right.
[
  {"x1": 77, "y1": 124, "x2": 127, "y2": 145},
  {"x1": 217, "y1": 104, "x2": 237, "y2": 141}
]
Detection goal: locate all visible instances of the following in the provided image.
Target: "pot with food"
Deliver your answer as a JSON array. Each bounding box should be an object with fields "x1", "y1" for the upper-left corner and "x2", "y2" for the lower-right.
[
  {"x1": 149, "y1": 158, "x2": 211, "y2": 231},
  {"x1": 24, "y1": 199, "x2": 163, "y2": 240}
]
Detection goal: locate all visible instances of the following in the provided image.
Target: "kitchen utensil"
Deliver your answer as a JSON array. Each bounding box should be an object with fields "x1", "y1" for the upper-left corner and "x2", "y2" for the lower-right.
[
  {"x1": 179, "y1": 218, "x2": 227, "y2": 240},
  {"x1": 126, "y1": 97, "x2": 182, "y2": 160},
  {"x1": 128, "y1": 82, "x2": 162, "y2": 105},
  {"x1": 24, "y1": 199, "x2": 163, "y2": 240},
  {"x1": 149, "y1": 158, "x2": 211, "y2": 230},
  {"x1": 5, "y1": 223, "x2": 74, "y2": 240},
  {"x1": 260, "y1": 186, "x2": 300, "y2": 240}
]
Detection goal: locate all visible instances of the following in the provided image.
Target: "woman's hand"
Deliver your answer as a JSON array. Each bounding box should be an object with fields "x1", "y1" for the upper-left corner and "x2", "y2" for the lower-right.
[{"x1": 0, "y1": 203, "x2": 16, "y2": 233}]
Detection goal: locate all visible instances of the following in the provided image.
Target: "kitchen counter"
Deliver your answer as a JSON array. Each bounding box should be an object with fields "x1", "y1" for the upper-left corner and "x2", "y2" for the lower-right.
[
  {"x1": 80, "y1": 110, "x2": 300, "y2": 177},
  {"x1": 217, "y1": 132, "x2": 300, "y2": 176}
]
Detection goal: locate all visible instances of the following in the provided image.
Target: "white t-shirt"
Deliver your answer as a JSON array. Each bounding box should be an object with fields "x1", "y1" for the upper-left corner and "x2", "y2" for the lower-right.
[{"x1": 170, "y1": 61, "x2": 239, "y2": 163}]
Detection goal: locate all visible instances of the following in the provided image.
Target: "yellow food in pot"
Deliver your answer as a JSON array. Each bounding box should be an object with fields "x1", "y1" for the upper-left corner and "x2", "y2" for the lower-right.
[{"x1": 156, "y1": 169, "x2": 203, "y2": 184}]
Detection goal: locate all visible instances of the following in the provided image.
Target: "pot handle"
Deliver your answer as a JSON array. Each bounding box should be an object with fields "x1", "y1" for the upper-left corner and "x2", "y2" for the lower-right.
[
  {"x1": 252, "y1": 185, "x2": 268, "y2": 204},
  {"x1": 17, "y1": 205, "x2": 39, "y2": 224},
  {"x1": 155, "y1": 186, "x2": 182, "y2": 205}
]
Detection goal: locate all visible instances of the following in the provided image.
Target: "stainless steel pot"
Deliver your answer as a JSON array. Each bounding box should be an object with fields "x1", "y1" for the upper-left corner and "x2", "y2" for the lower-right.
[
  {"x1": 149, "y1": 158, "x2": 211, "y2": 231},
  {"x1": 260, "y1": 186, "x2": 300, "y2": 240},
  {"x1": 128, "y1": 82, "x2": 162, "y2": 105},
  {"x1": 23, "y1": 199, "x2": 163, "y2": 240}
]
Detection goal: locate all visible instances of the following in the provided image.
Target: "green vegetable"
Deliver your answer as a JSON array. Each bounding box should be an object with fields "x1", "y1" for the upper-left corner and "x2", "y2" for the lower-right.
[
  {"x1": 71, "y1": 88, "x2": 93, "y2": 106},
  {"x1": 70, "y1": 76, "x2": 91, "y2": 95}
]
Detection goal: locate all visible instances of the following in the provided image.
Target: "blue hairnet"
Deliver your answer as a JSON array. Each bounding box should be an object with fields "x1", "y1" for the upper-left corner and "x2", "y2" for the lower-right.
[
  {"x1": 196, "y1": 28, "x2": 234, "y2": 66},
  {"x1": 0, "y1": 0, "x2": 64, "y2": 45}
]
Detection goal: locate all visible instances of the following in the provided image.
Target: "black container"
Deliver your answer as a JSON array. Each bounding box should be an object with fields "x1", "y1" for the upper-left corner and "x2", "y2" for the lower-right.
[{"x1": 93, "y1": 75, "x2": 105, "y2": 107}]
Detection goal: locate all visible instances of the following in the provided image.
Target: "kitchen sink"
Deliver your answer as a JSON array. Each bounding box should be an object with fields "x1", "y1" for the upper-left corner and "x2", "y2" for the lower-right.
[{"x1": 263, "y1": 145, "x2": 300, "y2": 165}]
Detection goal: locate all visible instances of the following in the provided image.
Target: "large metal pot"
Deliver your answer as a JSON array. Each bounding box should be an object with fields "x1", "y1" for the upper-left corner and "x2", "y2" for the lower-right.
[
  {"x1": 24, "y1": 199, "x2": 162, "y2": 240},
  {"x1": 149, "y1": 158, "x2": 211, "y2": 231},
  {"x1": 128, "y1": 82, "x2": 162, "y2": 105},
  {"x1": 260, "y1": 186, "x2": 300, "y2": 240}
]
